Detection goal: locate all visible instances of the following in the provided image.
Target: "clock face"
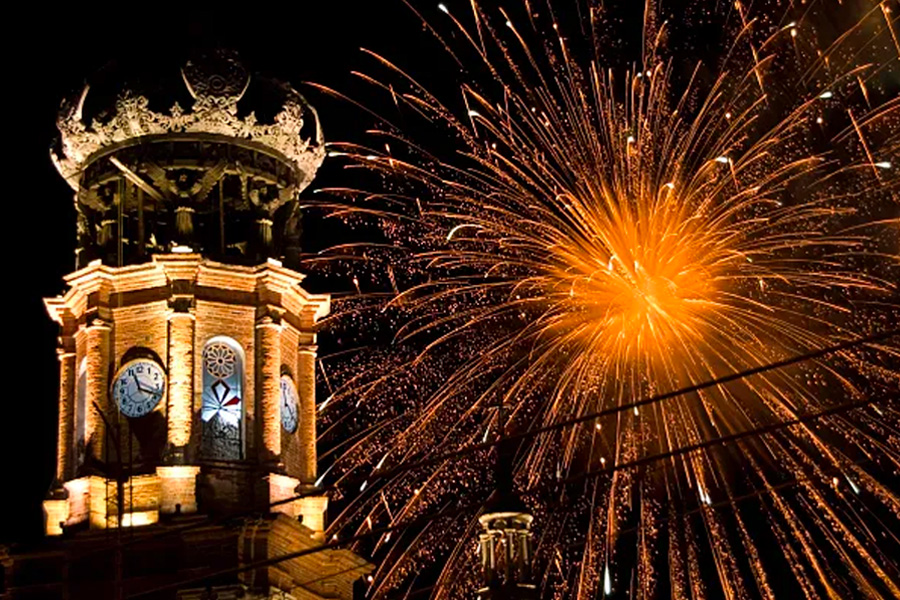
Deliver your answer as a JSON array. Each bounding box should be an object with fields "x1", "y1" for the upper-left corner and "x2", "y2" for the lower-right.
[
  {"x1": 280, "y1": 374, "x2": 300, "y2": 433},
  {"x1": 112, "y1": 359, "x2": 166, "y2": 418}
]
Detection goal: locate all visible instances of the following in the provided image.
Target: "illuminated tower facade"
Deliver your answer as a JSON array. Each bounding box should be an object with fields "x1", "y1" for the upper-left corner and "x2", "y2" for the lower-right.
[{"x1": 5, "y1": 52, "x2": 371, "y2": 599}]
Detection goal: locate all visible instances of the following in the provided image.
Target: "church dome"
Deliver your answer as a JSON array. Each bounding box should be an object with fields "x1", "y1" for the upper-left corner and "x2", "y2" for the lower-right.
[
  {"x1": 52, "y1": 51, "x2": 325, "y2": 268},
  {"x1": 53, "y1": 50, "x2": 324, "y2": 191}
]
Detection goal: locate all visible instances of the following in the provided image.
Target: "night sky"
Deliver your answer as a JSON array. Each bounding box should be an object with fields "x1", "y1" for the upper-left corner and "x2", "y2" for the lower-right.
[
  {"x1": 3, "y1": 2, "x2": 456, "y2": 543},
  {"x1": 3, "y1": 0, "x2": 653, "y2": 543},
  {"x1": 5, "y1": 1, "x2": 892, "y2": 570}
]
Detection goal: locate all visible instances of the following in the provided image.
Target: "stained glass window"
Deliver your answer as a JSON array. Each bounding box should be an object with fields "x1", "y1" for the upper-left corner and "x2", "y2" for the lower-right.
[{"x1": 200, "y1": 337, "x2": 244, "y2": 460}]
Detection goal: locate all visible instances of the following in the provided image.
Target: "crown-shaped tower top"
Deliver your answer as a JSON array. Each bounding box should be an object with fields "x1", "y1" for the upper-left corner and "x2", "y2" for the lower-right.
[{"x1": 52, "y1": 50, "x2": 325, "y2": 268}]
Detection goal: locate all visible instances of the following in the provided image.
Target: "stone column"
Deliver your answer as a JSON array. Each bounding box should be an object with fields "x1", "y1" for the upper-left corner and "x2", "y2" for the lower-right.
[
  {"x1": 296, "y1": 340, "x2": 328, "y2": 538},
  {"x1": 297, "y1": 342, "x2": 318, "y2": 485},
  {"x1": 256, "y1": 316, "x2": 282, "y2": 462},
  {"x1": 298, "y1": 495, "x2": 328, "y2": 540},
  {"x1": 43, "y1": 495, "x2": 69, "y2": 536},
  {"x1": 156, "y1": 465, "x2": 201, "y2": 515},
  {"x1": 56, "y1": 349, "x2": 76, "y2": 482},
  {"x1": 166, "y1": 306, "x2": 195, "y2": 454},
  {"x1": 85, "y1": 320, "x2": 111, "y2": 463}
]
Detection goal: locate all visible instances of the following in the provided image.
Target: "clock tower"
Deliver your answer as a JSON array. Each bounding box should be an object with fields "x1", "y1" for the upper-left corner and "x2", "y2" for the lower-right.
[{"x1": 5, "y1": 51, "x2": 372, "y2": 599}]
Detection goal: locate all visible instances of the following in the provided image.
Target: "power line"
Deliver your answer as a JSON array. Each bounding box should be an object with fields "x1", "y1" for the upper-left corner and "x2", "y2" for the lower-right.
[
  {"x1": 295, "y1": 564, "x2": 372, "y2": 589},
  {"x1": 610, "y1": 457, "x2": 883, "y2": 538},
  {"x1": 128, "y1": 394, "x2": 884, "y2": 598},
  {"x1": 76, "y1": 327, "x2": 898, "y2": 559},
  {"x1": 357, "y1": 329, "x2": 899, "y2": 485},
  {"x1": 560, "y1": 399, "x2": 879, "y2": 486}
]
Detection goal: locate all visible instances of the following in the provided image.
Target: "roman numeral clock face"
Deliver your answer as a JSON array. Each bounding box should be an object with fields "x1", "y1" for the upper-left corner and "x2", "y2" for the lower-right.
[{"x1": 112, "y1": 359, "x2": 167, "y2": 418}]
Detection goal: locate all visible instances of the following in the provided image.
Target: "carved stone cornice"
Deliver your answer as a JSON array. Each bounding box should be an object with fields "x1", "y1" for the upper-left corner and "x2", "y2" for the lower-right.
[{"x1": 46, "y1": 254, "x2": 330, "y2": 327}]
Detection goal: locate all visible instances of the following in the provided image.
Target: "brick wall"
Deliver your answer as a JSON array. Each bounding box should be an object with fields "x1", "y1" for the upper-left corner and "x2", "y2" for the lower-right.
[
  {"x1": 256, "y1": 317, "x2": 282, "y2": 461},
  {"x1": 64, "y1": 477, "x2": 91, "y2": 527},
  {"x1": 56, "y1": 351, "x2": 75, "y2": 481},
  {"x1": 268, "y1": 473, "x2": 301, "y2": 518},
  {"x1": 236, "y1": 515, "x2": 371, "y2": 599},
  {"x1": 88, "y1": 474, "x2": 161, "y2": 528},
  {"x1": 198, "y1": 467, "x2": 268, "y2": 515},
  {"x1": 279, "y1": 325, "x2": 306, "y2": 482},
  {"x1": 157, "y1": 465, "x2": 200, "y2": 514},
  {"x1": 84, "y1": 323, "x2": 111, "y2": 463},
  {"x1": 111, "y1": 301, "x2": 169, "y2": 462},
  {"x1": 112, "y1": 301, "x2": 168, "y2": 365},
  {"x1": 45, "y1": 257, "x2": 331, "y2": 525},
  {"x1": 167, "y1": 311, "x2": 195, "y2": 448},
  {"x1": 296, "y1": 343, "x2": 318, "y2": 485}
]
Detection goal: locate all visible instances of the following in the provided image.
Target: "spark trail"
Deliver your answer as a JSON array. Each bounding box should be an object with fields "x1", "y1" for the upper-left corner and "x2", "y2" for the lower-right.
[{"x1": 308, "y1": 1, "x2": 900, "y2": 598}]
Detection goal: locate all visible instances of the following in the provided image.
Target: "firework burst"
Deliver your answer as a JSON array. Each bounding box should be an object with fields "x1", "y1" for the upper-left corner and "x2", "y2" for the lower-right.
[{"x1": 308, "y1": 1, "x2": 900, "y2": 598}]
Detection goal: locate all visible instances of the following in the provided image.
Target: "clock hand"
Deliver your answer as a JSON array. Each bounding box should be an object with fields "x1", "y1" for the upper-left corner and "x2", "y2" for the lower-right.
[
  {"x1": 131, "y1": 373, "x2": 146, "y2": 393},
  {"x1": 133, "y1": 373, "x2": 160, "y2": 396}
]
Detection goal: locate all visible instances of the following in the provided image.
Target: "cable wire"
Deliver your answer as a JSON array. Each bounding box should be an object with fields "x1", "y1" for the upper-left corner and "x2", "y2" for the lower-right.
[
  {"x1": 128, "y1": 393, "x2": 887, "y2": 598},
  {"x1": 76, "y1": 328, "x2": 898, "y2": 559}
]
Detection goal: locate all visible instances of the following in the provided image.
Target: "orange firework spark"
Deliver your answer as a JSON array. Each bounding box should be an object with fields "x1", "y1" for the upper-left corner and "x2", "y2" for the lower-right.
[{"x1": 309, "y1": 0, "x2": 900, "y2": 598}]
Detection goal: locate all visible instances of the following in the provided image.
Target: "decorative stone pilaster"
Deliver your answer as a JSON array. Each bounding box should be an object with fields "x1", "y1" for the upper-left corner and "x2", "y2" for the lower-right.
[
  {"x1": 297, "y1": 495, "x2": 329, "y2": 540},
  {"x1": 157, "y1": 465, "x2": 201, "y2": 514},
  {"x1": 297, "y1": 342, "x2": 318, "y2": 485},
  {"x1": 167, "y1": 303, "x2": 195, "y2": 454},
  {"x1": 84, "y1": 320, "x2": 111, "y2": 462},
  {"x1": 269, "y1": 473, "x2": 301, "y2": 518},
  {"x1": 256, "y1": 315, "x2": 282, "y2": 462},
  {"x1": 56, "y1": 349, "x2": 76, "y2": 482},
  {"x1": 42, "y1": 489, "x2": 69, "y2": 537}
]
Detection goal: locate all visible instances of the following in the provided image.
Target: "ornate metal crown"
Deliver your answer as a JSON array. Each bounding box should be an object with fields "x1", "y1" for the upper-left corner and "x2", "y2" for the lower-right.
[
  {"x1": 52, "y1": 52, "x2": 325, "y2": 191},
  {"x1": 52, "y1": 52, "x2": 326, "y2": 269}
]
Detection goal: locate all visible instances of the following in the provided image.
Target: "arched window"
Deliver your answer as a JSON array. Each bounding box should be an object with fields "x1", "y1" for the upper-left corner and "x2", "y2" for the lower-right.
[
  {"x1": 75, "y1": 357, "x2": 87, "y2": 466},
  {"x1": 200, "y1": 337, "x2": 245, "y2": 460}
]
